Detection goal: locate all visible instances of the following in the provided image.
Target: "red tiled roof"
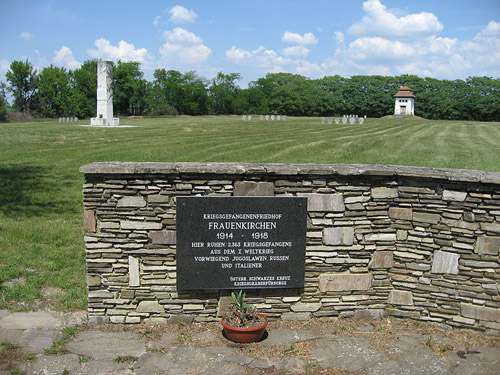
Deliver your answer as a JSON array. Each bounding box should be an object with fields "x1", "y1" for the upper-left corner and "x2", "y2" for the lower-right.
[{"x1": 394, "y1": 86, "x2": 416, "y2": 98}]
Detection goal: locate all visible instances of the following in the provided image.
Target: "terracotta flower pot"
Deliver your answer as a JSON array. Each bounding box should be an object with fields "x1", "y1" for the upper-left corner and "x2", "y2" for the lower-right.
[{"x1": 221, "y1": 313, "x2": 268, "y2": 343}]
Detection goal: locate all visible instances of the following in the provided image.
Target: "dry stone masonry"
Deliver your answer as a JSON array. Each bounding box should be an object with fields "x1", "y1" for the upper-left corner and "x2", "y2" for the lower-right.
[{"x1": 80, "y1": 162, "x2": 500, "y2": 333}]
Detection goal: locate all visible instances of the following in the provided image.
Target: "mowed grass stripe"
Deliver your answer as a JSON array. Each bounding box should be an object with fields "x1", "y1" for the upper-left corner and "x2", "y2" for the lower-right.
[
  {"x1": 453, "y1": 122, "x2": 495, "y2": 170},
  {"x1": 190, "y1": 121, "x2": 414, "y2": 163}
]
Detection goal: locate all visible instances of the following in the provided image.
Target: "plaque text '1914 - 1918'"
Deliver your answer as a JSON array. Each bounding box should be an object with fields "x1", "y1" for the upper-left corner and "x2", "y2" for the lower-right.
[{"x1": 176, "y1": 196, "x2": 307, "y2": 290}]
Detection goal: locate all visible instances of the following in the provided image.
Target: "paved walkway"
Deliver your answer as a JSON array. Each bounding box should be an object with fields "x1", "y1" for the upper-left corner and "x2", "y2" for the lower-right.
[{"x1": 0, "y1": 310, "x2": 499, "y2": 375}]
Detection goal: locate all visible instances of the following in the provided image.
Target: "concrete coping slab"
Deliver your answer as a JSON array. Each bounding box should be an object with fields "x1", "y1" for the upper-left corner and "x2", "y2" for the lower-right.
[
  {"x1": 0, "y1": 311, "x2": 63, "y2": 330},
  {"x1": 79, "y1": 162, "x2": 500, "y2": 185}
]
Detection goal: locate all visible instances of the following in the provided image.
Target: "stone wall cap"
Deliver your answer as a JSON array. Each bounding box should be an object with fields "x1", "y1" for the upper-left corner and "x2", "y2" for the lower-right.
[{"x1": 79, "y1": 162, "x2": 500, "y2": 185}]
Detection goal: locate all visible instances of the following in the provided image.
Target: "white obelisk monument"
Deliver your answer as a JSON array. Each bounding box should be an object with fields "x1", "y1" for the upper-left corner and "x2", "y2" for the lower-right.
[{"x1": 91, "y1": 61, "x2": 119, "y2": 126}]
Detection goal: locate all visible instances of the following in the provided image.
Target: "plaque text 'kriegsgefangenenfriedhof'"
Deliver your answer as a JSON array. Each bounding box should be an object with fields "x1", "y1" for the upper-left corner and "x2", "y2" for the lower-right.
[{"x1": 176, "y1": 196, "x2": 307, "y2": 290}]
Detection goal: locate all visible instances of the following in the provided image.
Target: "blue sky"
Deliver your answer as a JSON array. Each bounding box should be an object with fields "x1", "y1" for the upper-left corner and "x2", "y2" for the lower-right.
[{"x1": 1, "y1": 0, "x2": 499, "y2": 87}]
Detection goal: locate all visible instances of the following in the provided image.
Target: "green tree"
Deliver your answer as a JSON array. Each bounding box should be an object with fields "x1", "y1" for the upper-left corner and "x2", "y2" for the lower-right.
[
  {"x1": 5, "y1": 59, "x2": 39, "y2": 113},
  {"x1": 150, "y1": 69, "x2": 209, "y2": 116},
  {"x1": 233, "y1": 85, "x2": 269, "y2": 114},
  {"x1": 0, "y1": 82, "x2": 8, "y2": 121},
  {"x1": 463, "y1": 77, "x2": 500, "y2": 121},
  {"x1": 149, "y1": 68, "x2": 178, "y2": 115},
  {"x1": 256, "y1": 73, "x2": 330, "y2": 116},
  {"x1": 209, "y1": 72, "x2": 241, "y2": 114},
  {"x1": 180, "y1": 71, "x2": 209, "y2": 115},
  {"x1": 162, "y1": 69, "x2": 185, "y2": 112},
  {"x1": 38, "y1": 65, "x2": 70, "y2": 118},
  {"x1": 113, "y1": 61, "x2": 149, "y2": 116},
  {"x1": 151, "y1": 69, "x2": 209, "y2": 115},
  {"x1": 315, "y1": 75, "x2": 348, "y2": 115},
  {"x1": 65, "y1": 60, "x2": 97, "y2": 119},
  {"x1": 347, "y1": 75, "x2": 397, "y2": 117}
]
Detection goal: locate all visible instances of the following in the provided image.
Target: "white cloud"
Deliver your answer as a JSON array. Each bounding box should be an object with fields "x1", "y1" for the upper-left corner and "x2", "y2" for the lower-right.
[
  {"x1": 19, "y1": 32, "x2": 34, "y2": 40},
  {"x1": 327, "y1": 22, "x2": 500, "y2": 79},
  {"x1": 163, "y1": 27, "x2": 203, "y2": 44},
  {"x1": 346, "y1": 37, "x2": 415, "y2": 62},
  {"x1": 168, "y1": 5, "x2": 197, "y2": 24},
  {"x1": 282, "y1": 31, "x2": 318, "y2": 45},
  {"x1": 159, "y1": 43, "x2": 211, "y2": 64},
  {"x1": 334, "y1": 31, "x2": 345, "y2": 47},
  {"x1": 459, "y1": 21, "x2": 500, "y2": 76},
  {"x1": 0, "y1": 59, "x2": 10, "y2": 75},
  {"x1": 226, "y1": 45, "x2": 325, "y2": 78},
  {"x1": 317, "y1": 2, "x2": 500, "y2": 79},
  {"x1": 87, "y1": 38, "x2": 150, "y2": 63},
  {"x1": 226, "y1": 46, "x2": 292, "y2": 72},
  {"x1": 476, "y1": 20, "x2": 500, "y2": 39},
  {"x1": 226, "y1": 46, "x2": 252, "y2": 63},
  {"x1": 53, "y1": 46, "x2": 81, "y2": 70},
  {"x1": 320, "y1": 56, "x2": 389, "y2": 77},
  {"x1": 344, "y1": 37, "x2": 416, "y2": 62},
  {"x1": 349, "y1": 0, "x2": 443, "y2": 38},
  {"x1": 395, "y1": 62, "x2": 432, "y2": 77},
  {"x1": 282, "y1": 45, "x2": 310, "y2": 57},
  {"x1": 219, "y1": 1, "x2": 496, "y2": 80},
  {"x1": 423, "y1": 36, "x2": 457, "y2": 56},
  {"x1": 153, "y1": 15, "x2": 161, "y2": 27},
  {"x1": 295, "y1": 61, "x2": 321, "y2": 76},
  {"x1": 159, "y1": 28, "x2": 210, "y2": 65}
]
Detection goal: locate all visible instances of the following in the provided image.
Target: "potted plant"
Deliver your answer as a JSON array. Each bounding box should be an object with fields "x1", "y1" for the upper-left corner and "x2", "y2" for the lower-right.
[{"x1": 221, "y1": 290, "x2": 268, "y2": 343}]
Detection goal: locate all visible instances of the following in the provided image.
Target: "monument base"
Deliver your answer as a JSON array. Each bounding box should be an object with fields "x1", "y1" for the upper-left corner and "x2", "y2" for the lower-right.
[{"x1": 90, "y1": 117, "x2": 120, "y2": 126}]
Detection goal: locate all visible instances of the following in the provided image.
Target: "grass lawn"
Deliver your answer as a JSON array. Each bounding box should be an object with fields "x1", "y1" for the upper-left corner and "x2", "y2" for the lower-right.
[{"x1": 0, "y1": 116, "x2": 499, "y2": 311}]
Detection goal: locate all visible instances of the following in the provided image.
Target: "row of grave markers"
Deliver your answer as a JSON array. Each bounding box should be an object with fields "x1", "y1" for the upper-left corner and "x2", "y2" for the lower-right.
[
  {"x1": 242, "y1": 114, "x2": 366, "y2": 124},
  {"x1": 58, "y1": 117, "x2": 79, "y2": 123},
  {"x1": 322, "y1": 115, "x2": 367, "y2": 125},
  {"x1": 242, "y1": 115, "x2": 287, "y2": 121}
]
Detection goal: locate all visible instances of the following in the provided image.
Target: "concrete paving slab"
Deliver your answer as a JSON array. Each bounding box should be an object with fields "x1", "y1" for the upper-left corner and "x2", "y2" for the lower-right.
[
  {"x1": 133, "y1": 351, "x2": 202, "y2": 375},
  {"x1": 261, "y1": 327, "x2": 320, "y2": 346},
  {"x1": 76, "y1": 359, "x2": 135, "y2": 375},
  {"x1": 134, "y1": 350, "x2": 249, "y2": 375},
  {"x1": 200, "y1": 345, "x2": 239, "y2": 358},
  {"x1": 19, "y1": 329, "x2": 62, "y2": 354},
  {"x1": 0, "y1": 329, "x2": 24, "y2": 345},
  {"x1": 311, "y1": 337, "x2": 388, "y2": 372},
  {"x1": 274, "y1": 357, "x2": 307, "y2": 373},
  {"x1": 145, "y1": 331, "x2": 177, "y2": 351},
  {"x1": 167, "y1": 346, "x2": 211, "y2": 362},
  {"x1": 206, "y1": 350, "x2": 254, "y2": 366},
  {"x1": 20, "y1": 353, "x2": 80, "y2": 375},
  {"x1": 62, "y1": 310, "x2": 88, "y2": 326},
  {"x1": 368, "y1": 355, "x2": 447, "y2": 375},
  {"x1": 0, "y1": 311, "x2": 62, "y2": 330},
  {"x1": 197, "y1": 361, "x2": 249, "y2": 375},
  {"x1": 192, "y1": 330, "x2": 219, "y2": 341},
  {"x1": 66, "y1": 331, "x2": 147, "y2": 360},
  {"x1": 370, "y1": 334, "x2": 475, "y2": 375},
  {"x1": 449, "y1": 347, "x2": 500, "y2": 375},
  {"x1": 248, "y1": 357, "x2": 274, "y2": 369}
]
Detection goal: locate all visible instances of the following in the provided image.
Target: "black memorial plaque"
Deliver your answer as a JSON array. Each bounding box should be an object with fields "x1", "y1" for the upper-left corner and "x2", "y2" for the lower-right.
[{"x1": 176, "y1": 196, "x2": 307, "y2": 290}]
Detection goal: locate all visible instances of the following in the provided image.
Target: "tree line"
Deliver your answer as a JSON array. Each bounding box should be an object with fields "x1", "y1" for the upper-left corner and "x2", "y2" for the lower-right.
[{"x1": 1, "y1": 59, "x2": 499, "y2": 122}]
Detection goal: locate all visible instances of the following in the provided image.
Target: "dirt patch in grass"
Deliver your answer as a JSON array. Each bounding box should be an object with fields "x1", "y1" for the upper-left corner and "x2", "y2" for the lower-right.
[
  {"x1": 0, "y1": 342, "x2": 26, "y2": 373},
  {"x1": 7, "y1": 297, "x2": 61, "y2": 312}
]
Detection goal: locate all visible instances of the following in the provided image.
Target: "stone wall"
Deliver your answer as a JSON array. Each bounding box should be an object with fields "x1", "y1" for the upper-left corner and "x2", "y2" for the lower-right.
[{"x1": 80, "y1": 162, "x2": 500, "y2": 332}]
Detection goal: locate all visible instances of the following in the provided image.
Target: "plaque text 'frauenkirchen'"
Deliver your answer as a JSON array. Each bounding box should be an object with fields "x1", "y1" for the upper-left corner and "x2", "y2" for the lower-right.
[{"x1": 176, "y1": 197, "x2": 307, "y2": 290}]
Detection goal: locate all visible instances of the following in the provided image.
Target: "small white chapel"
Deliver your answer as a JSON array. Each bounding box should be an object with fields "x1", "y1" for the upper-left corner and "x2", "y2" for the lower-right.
[{"x1": 393, "y1": 86, "x2": 416, "y2": 116}]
